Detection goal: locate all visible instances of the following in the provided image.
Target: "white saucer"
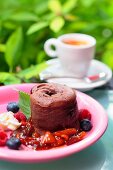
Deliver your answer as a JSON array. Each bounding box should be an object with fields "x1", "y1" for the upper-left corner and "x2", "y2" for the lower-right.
[{"x1": 40, "y1": 58, "x2": 112, "y2": 91}]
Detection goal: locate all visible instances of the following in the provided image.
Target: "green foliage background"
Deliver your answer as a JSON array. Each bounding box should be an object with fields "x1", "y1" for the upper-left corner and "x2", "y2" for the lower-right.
[{"x1": 0, "y1": 0, "x2": 113, "y2": 84}]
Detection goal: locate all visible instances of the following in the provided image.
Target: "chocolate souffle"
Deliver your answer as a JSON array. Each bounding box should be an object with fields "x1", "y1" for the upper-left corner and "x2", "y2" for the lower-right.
[{"x1": 30, "y1": 83, "x2": 78, "y2": 132}]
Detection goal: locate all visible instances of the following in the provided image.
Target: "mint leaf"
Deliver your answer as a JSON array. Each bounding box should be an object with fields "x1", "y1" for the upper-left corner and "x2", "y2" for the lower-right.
[{"x1": 19, "y1": 91, "x2": 31, "y2": 119}]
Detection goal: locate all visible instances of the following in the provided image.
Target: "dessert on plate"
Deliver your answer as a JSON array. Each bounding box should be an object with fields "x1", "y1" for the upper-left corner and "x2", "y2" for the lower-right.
[
  {"x1": 30, "y1": 83, "x2": 78, "y2": 131},
  {"x1": 0, "y1": 83, "x2": 92, "y2": 150}
]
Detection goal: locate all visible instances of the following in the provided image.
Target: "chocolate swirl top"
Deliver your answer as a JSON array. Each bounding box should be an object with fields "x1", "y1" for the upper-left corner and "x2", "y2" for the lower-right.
[{"x1": 31, "y1": 83, "x2": 76, "y2": 108}]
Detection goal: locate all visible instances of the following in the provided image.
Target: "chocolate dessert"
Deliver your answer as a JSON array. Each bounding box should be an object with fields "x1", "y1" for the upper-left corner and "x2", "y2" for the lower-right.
[{"x1": 30, "y1": 83, "x2": 78, "y2": 131}]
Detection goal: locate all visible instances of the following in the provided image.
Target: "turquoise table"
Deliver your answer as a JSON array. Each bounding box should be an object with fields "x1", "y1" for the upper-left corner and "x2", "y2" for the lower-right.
[{"x1": 0, "y1": 90, "x2": 113, "y2": 170}]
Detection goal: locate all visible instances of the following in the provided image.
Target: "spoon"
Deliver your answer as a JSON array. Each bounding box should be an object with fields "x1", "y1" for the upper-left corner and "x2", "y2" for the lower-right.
[{"x1": 40, "y1": 72, "x2": 107, "y2": 83}]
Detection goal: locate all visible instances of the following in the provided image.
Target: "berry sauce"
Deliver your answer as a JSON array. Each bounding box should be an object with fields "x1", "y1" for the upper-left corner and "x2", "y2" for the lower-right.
[{"x1": 11, "y1": 118, "x2": 86, "y2": 150}]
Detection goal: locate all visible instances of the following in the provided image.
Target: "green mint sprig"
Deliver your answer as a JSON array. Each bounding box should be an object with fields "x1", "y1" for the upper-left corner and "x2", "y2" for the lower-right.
[{"x1": 18, "y1": 91, "x2": 31, "y2": 119}]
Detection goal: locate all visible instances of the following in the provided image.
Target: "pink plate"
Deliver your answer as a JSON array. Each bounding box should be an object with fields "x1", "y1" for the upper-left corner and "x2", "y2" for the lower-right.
[{"x1": 0, "y1": 83, "x2": 108, "y2": 163}]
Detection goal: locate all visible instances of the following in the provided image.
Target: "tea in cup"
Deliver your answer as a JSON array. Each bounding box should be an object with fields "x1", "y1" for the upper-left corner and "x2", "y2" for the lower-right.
[{"x1": 44, "y1": 33, "x2": 96, "y2": 78}]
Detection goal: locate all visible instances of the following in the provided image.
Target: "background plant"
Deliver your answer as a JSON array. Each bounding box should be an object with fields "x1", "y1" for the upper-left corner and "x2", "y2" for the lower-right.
[{"x1": 0, "y1": 0, "x2": 113, "y2": 84}]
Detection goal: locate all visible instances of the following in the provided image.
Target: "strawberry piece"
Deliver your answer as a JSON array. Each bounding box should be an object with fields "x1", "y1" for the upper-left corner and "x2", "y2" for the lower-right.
[
  {"x1": 0, "y1": 131, "x2": 8, "y2": 146},
  {"x1": 32, "y1": 132, "x2": 40, "y2": 138},
  {"x1": 14, "y1": 112, "x2": 27, "y2": 122},
  {"x1": 41, "y1": 131, "x2": 56, "y2": 144},
  {"x1": 78, "y1": 131, "x2": 86, "y2": 139},
  {"x1": 78, "y1": 109, "x2": 91, "y2": 121},
  {"x1": 60, "y1": 134, "x2": 69, "y2": 141},
  {"x1": 67, "y1": 131, "x2": 86, "y2": 145},
  {"x1": 54, "y1": 128, "x2": 77, "y2": 137},
  {"x1": 55, "y1": 136, "x2": 65, "y2": 146}
]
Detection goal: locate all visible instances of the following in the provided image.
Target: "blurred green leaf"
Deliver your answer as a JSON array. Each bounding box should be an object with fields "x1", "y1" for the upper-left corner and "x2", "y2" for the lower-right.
[
  {"x1": 0, "y1": 0, "x2": 113, "y2": 86},
  {"x1": 0, "y1": 44, "x2": 6, "y2": 52},
  {"x1": 42, "y1": 13, "x2": 55, "y2": 21},
  {"x1": 67, "y1": 21, "x2": 87, "y2": 31},
  {"x1": 0, "y1": 72, "x2": 21, "y2": 85},
  {"x1": 82, "y1": 23, "x2": 99, "y2": 32},
  {"x1": 64, "y1": 14, "x2": 77, "y2": 21},
  {"x1": 27, "y1": 21, "x2": 48, "y2": 35},
  {"x1": 3, "y1": 21, "x2": 17, "y2": 30},
  {"x1": 34, "y1": 0, "x2": 48, "y2": 15},
  {"x1": 0, "y1": 10, "x2": 14, "y2": 21},
  {"x1": 107, "y1": 2, "x2": 113, "y2": 17},
  {"x1": 36, "y1": 51, "x2": 46, "y2": 64},
  {"x1": 63, "y1": 0, "x2": 77, "y2": 14},
  {"x1": 50, "y1": 16, "x2": 65, "y2": 32},
  {"x1": 48, "y1": 0, "x2": 62, "y2": 14},
  {"x1": 106, "y1": 41, "x2": 113, "y2": 50},
  {"x1": 80, "y1": 0, "x2": 96, "y2": 7},
  {"x1": 17, "y1": 62, "x2": 48, "y2": 79},
  {"x1": 5, "y1": 27, "x2": 23, "y2": 72},
  {"x1": 102, "y1": 51, "x2": 113, "y2": 69},
  {"x1": 10, "y1": 12, "x2": 38, "y2": 22}
]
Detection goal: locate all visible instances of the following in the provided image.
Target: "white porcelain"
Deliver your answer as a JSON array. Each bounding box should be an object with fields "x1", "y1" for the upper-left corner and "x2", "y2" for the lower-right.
[
  {"x1": 40, "y1": 58, "x2": 112, "y2": 92},
  {"x1": 44, "y1": 33, "x2": 96, "y2": 78}
]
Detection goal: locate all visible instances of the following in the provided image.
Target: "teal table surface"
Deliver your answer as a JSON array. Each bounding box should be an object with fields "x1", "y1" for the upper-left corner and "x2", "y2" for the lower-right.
[{"x1": 0, "y1": 90, "x2": 113, "y2": 170}]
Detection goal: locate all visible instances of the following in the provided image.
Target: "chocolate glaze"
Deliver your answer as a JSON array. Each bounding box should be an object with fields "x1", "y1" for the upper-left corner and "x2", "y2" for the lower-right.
[{"x1": 30, "y1": 83, "x2": 78, "y2": 131}]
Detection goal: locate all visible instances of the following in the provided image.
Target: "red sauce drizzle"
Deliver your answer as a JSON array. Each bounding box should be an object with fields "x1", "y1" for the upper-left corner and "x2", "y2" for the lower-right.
[{"x1": 11, "y1": 119, "x2": 86, "y2": 150}]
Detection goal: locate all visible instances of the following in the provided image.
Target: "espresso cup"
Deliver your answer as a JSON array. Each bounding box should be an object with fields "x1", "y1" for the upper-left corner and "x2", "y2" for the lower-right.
[{"x1": 44, "y1": 33, "x2": 96, "y2": 78}]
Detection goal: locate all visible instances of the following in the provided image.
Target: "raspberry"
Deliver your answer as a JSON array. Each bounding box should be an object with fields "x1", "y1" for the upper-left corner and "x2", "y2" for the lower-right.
[
  {"x1": 0, "y1": 131, "x2": 8, "y2": 146},
  {"x1": 78, "y1": 109, "x2": 91, "y2": 121},
  {"x1": 14, "y1": 112, "x2": 27, "y2": 122}
]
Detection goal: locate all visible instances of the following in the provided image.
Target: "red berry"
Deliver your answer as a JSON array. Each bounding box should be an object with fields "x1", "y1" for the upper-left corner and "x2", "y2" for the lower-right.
[
  {"x1": 0, "y1": 131, "x2": 8, "y2": 146},
  {"x1": 14, "y1": 112, "x2": 27, "y2": 122},
  {"x1": 78, "y1": 109, "x2": 91, "y2": 121}
]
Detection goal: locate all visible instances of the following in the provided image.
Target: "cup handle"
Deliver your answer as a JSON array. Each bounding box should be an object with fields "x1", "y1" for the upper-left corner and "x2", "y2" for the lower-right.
[{"x1": 44, "y1": 38, "x2": 57, "y2": 57}]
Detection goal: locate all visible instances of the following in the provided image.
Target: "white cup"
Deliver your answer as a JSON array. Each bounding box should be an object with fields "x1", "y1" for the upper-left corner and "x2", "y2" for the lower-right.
[{"x1": 44, "y1": 33, "x2": 96, "y2": 78}]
